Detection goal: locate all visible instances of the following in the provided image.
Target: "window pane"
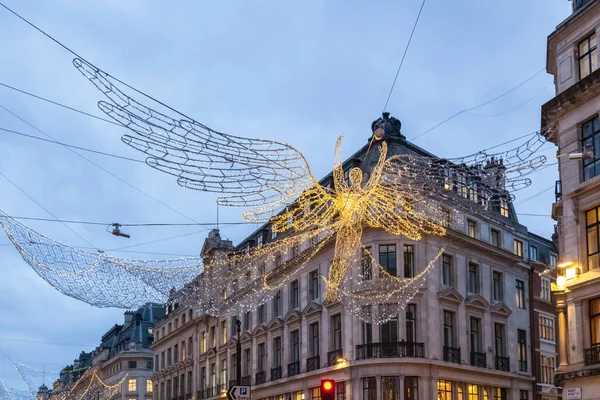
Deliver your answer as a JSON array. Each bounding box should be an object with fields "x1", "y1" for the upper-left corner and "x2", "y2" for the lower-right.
[
  {"x1": 581, "y1": 39, "x2": 590, "y2": 54},
  {"x1": 592, "y1": 34, "x2": 597, "y2": 49},
  {"x1": 588, "y1": 209, "x2": 598, "y2": 225},
  {"x1": 585, "y1": 163, "x2": 596, "y2": 180},
  {"x1": 590, "y1": 254, "x2": 600, "y2": 270},
  {"x1": 589, "y1": 226, "x2": 599, "y2": 255},
  {"x1": 582, "y1": 58, "x2": 591, "y2": 78},
  {"x1": 591, "y1": 299, "x2": 600, "y2": 315},
  {"x1": 592, "y1": 315, "x2": 600, "y2": 345}
]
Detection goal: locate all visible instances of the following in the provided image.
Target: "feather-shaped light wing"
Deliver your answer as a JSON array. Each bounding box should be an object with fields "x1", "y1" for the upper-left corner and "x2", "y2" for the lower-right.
[{"x1": 73, "y1": 58, "x2": 315, "y2": 221}]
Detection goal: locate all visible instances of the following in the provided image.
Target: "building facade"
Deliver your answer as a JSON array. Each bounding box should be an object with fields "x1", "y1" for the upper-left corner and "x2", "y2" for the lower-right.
[
  {"x1": 151, "y1": 116, "x2": 551, "y2": 400},
  {"x1": 542, "y1": 0, "x2": 600, "y2": 398}
]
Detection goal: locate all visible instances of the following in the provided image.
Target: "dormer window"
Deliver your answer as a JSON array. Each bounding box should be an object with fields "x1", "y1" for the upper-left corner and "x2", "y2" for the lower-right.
[
  {"x1": 256, "y1": 234, "x2": 263, "y2": 247},
  {"x1": 579, "y1": 33, "x2": 598, "y2": 80}
]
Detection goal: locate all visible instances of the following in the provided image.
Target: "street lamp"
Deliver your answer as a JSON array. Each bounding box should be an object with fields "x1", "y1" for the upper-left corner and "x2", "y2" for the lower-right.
[{"x1": 236, "y1": 319, "x2": 241, "y2": 387}]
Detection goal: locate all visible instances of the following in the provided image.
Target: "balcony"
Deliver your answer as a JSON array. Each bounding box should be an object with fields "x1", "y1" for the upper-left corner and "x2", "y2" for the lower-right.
[
  {"x1": 288, "y1": 361, "x2": 300, "y2": 377},
  {"x1": 495, "y1": 356, "x2": 510, "y2": 372},
  {"x1": 443, "y1": 346, "x2": 461, "y2": 364},
  {"x1": 470, "y1": 351, "x2": 486, "y2": 368},
  {"x1": 585, "y1": 346, "x2": 600, "y2": 366},
  {"x1": 199, "y1": 388, "x2": 213, "y2": 399},
  {"x1": 255, "y1": 371, "x2": 266, "y2": 385},
  {"x1": 356, "y1": 342, "x2": 425, "y2": 360},
  {"x1": 307, "y1": 355, "x2": 320, "y2": 372},
  {"x1": 241, "y1": 376, "x2": 251, "y2": 386},
  {"x1": 270, "y1": 366, "x2": 282, "y2": 381},
  {"x1": 328, "y1": 349, "x2": 343, "y2": 366}
]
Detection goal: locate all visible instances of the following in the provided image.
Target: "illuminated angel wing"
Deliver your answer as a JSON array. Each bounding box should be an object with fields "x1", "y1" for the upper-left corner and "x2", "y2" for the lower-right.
[{"x1": 73, "y1": 58, "x2": 316, "y2": 221}]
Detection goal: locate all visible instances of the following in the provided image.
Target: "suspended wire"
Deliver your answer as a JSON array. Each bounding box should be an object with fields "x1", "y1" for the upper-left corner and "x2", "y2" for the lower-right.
[
  {"x1": 0, "y1": 103, "x2": 199, "y2": 223},
  {"x1": 466, "y1": 83, "x2": 551, "y2": 118},
  {"x1": 0, "y1": 338, "x2": 96, "y2": 348},
  {"x1": 0, "y1": 82, "x2": 119, "y2": 126},
  {"x1": 5, "y1": 215, "x2": 253, "y2": 227},
  {"x1": 514, "y1": 185, "x2": 554, "y2": 206},
  {"x1": 517, "y1": 213, "x2": 552, "y2": 217},
  {"x1": 382, "y1": 0, "x2": 427, "y2": 112},
  {"x1": 0, "y1": 170, "x2": 97, "y2": 249},
  {"x1": 410, "y1": 67, "x2": 545, "y2": 141},
  {"x1": 0, "y1": 126, "x2": 144, "y2": 163}
]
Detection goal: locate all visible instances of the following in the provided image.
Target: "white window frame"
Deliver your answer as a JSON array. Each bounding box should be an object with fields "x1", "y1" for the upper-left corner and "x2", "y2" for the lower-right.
[{"x1": 541, "y1": 278, "x2": 551, "y2": 301}]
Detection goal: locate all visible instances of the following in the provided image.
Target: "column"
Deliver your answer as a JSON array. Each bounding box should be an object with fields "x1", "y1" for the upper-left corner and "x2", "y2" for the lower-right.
[{"x1": 556, "y1": 296, "x2": 569, "y2": 367}]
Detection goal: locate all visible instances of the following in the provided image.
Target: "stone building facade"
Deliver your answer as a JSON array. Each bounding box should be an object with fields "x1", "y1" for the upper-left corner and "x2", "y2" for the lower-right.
[
  {"x1": 150, "y1": 118, "x2": 551, "y2": 400},
  {"x1": 542, "y1": 0, "x2": 600, "y2": 398}
]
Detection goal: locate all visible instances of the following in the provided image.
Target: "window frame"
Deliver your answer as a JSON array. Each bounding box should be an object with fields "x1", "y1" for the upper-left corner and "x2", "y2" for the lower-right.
[
  {"x1": 518, "y1": 329, "x2": 528, "y2": 372},
  {"x1": 491, "y1": 229, "x2": 501, "y2": 248},
  {"x1": 590, "y1": 297, "x2": 600, "y2": 346},
  {"x1": 468, "y1": 262, "x2": 480, "y2": 294},
  {"x1": 516, "y1": 279, "x2": 526, "y2": 309},
  {"x1": 404, "y1": 244, "x2": 415, "y2": 278},
  {"x1": 361, "y1": 247, "x2": 373, "y2": 280},
  {"x1": 586, "y1": 205, "x2": 600, "y2": 269},
  {"x1": 442, "y1": 254, "x2": 454, "y2": 287},
  {"x1": 541, "y1": 278, "x2": 551, "y2": 301},
  {"x1": 492, "y1": 270, "x2": 504, "y2": 302},
  {"x1": 467, "y1": 220, "x2": 477, "y2": 238},
  {"x1": 514, "y1": 239, "x2": 523, "y2": 257},
  {"x1": 578, "y1": 33, "x2": 598, "y2": 80},
  {"x1": 379, "y1": 244, "x2": 397, "y2": 276}
]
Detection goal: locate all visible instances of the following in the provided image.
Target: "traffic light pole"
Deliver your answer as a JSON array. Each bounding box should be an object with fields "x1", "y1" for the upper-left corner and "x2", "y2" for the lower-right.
[{"x1": 236, "y1": 319, "x2": 242, "y2": 386}]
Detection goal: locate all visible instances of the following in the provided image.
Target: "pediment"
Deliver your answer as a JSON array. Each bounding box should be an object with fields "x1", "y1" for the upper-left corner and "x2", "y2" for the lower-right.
[
  {"x1": 252, "y1": 324, "x2": 267, "y2": 336},
  {"x1": 227, "y1": 338, "x2": 238, "y2": 349},
  {"x1": 284, "y1": 310, "x2": 302, "y2": 324},
  {"x1": 322, "y1": 298, "x2": 341, "y2": 308},
  {"x1": 240, "y1": 332, "x2": 252, "y2": 343},
  {"x1": 437, "y1": 287, "x2": 464, "y2": 304},
  {"x1": 205, "y1": 348, "x2": 216, "y2": 358},
  {"x1": 267, "y1": 317, "x2": 284, "y2": 331},
  {"x1": 465, "y1": 295, "x2": 490, "y2": 311},
  {"x1": 302, "y1": 301, "x2": 323, "y2": 316},
  {"x1": 490, "y1": 302, "x2": 513, "y2": 318}
]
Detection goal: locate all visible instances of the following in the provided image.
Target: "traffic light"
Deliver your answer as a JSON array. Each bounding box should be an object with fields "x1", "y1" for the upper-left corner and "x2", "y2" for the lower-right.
[{"x1": 321, "y1": 379, "x2": 335, "y2": 400}]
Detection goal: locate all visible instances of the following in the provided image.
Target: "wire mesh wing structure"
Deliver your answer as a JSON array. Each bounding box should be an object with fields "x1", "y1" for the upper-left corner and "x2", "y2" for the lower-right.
[
  {"x1": 73, "y1": 58, "x2": 317, "y2": 222},
  {"x1": 0, "y1": 210, "x2": 203, "y2": 308}
]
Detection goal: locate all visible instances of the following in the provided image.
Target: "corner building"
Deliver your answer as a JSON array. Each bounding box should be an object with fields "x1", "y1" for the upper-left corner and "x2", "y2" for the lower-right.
[
  {"x1": 151, "y1": 116, "x2": 552, "y2": 399},
  {"x1": 542, "y1": 0, "x2": 600, "y2": 398}
]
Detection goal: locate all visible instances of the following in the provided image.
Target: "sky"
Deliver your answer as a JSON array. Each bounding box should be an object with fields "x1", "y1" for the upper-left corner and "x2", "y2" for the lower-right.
[{"x1": 0, "y1": 0, "x2": 572, "y2": 391}]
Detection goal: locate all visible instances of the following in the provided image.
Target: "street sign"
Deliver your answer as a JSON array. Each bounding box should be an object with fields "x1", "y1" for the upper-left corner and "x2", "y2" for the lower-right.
[
  {"x1": 227, "y1": 386, "x2": 251, "y2": 400},
  {"x1": 566, "y1": 388, "x2": 582, "y2": 400}
]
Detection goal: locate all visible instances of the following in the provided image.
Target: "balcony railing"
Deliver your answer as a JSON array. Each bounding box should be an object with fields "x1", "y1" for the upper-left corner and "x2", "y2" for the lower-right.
[
  {"x1": 356, "y1": 342, "x2": 425, "y2": 360},
  {"x1": 255, "y1": 371, "x2": 266, "y2": 385},
  {"x1": 270, "y1": 366, "x2": 282, "y2": 381},
  {"x1": 228, "y1": 380, "x2": 236, "y2": 389},
  {"x1": 470, "y1": 351, "x2": 486, "y2": 368},
  {"x1": 328, "y1": 349, "x2": 343, "y2": 366},
  {"x1": 443, "y1": 346, "x2": 461, "y2": 364},
  {"x1": 288, "y1": 361, "x2": 300, "y2": 377},
  {"x1": 585, "y1": 346, "x2": 600, "y2": 366},
  {"x1": 495, "y1": 356, "x2": 510, "y2": 372},
  {"x1": 307, "y1": 355, "x2": 320, "y2": 372},
  {"x1": 199, "y1": 388, "x2": 213, "y2": 399},
  {"x1": 241, "y1": 376, "x2": 251, "y2": 386}
]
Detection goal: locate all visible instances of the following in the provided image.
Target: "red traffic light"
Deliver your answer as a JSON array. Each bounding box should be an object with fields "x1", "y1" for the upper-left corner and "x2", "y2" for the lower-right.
[{"x1": 321, "y1": 379, "x2": 335, "y2": 400}]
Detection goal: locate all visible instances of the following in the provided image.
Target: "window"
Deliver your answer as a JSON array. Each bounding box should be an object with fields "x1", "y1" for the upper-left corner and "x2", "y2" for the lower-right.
[
  {"x1": 514, "y1": 239, "x2": 523, "y2": 257},
  {"x1": 442, "y1": 255, "x2": 454, "y2": 287},
  {"x1": 201, "y1": 331, "x2": 207, "y2": 353},
  {"x1": 437, "y1": 380, "x2": 452, "y2": 400},
  {"x1": 491, "y1": 229, "x2": 501, "y2": 247},
  {"x1": 256, "y1": 233, "x2": 263, "y2": 247},
  {"x1": 275, "y1": 252, "x2": 282, "y2": 267},
  {"x1": 468, "y1": 384, "x2": 479, "y2": 400},
  {"x1": 470, "y1": 317, "x2": 482, "y2": 353},
  {"x1": 290, "y1": 330, "x2": 300, "y2": 363},
  {"x1": 361, "y1": 247, "x2": 372, "y2": 280},
  {"x1": 500, "y1": 200, "x2": 509, "y2": 218},
  {"x1": 494, "y1": 323, "x2": 506, "y2": 357},
  {"x1": 220, "y1": 359, "x2": 227, "y2": 385},
  {"x1": 518, "y1": 329, "x2": 527, "y2": 371},
  {"x1": 258, "y1": 343, "x2": 266, "y2": 371},
  {"x1": 332, "y1": 314, "x2": 342, "y2": 350},
  {"x1": 550, "y1": 253, "x2": 557, "y2": 269},
  {"x1": 311, "y1": 387, "x2": 321, "y2": 400},
  {"x1": 530, "y1": 245, "x2": 538, "y2": 261},
  {"x1": 244, "y1": 348, "x2": 251, "y2": 376},
  {"x1": 209, "y1": 363, "x2": 216, "y2": 388},
  {"x1": 467, "y1": 220, "x2": 476, "y2": 238},
  {"x1": 244, "y1": 311, "x2": 251, "y2": 331},
  {"x1": 128, "y1": 379, "x2": 137, "y2": 392},
  {"x1": 541, "y1": 278, "x2": 551, "y2": 301},
  {"x1": 541, "y1": 355, "x2": 556, "y2": 384},
  {"x1": 258, "y1": 304, "x2": 266, "y2": 324},
  {"x1": 406, "y1": 304, "x2": 416, "y2": 342},
  {"x1": 271, "y1": 230, "x2": 277, "y2": 240},
  {"x1": 290, "y1": 280, "x2": 299, "y2": 309},
  {"x1": 309, "y1": 322, "x2": 319, "y2": 357},
  {"x1": 336, "y1": 382, "x2": 346, "y2": 400},
  {"x1": 381, "y1": 376, "x2": 399, "y2": 400},
  {"x1": 590, "y1": 298, "x2": 600, "y2": 345},
  {"x1": 441, "y1": 208, "x2": 451, "y2": 228},
  {"x1": 540, "y1": 315, "x2": 555, "y2": 341},
  {"x1": 128, "y1": 360, "x2": 136, "y2": 369},
  {"x1": 363, "y1": 377, "x2": 377, "y2": 400},
  {"x1": 443, "y1": 311, "x2": 455, "y2": 347},
  {"x1": 519, "y1": 390, "x2": 529, "y2": 400},
  {"x1": 273, "y1": 290, "x2": 282, "y2": 317},
  {"x1": 221, "y1": 320, "x2": 227, "y2": 344},
  {"x1": 154, "y1": 355, "x2": 158, "y2": 371},
  {"x1": 483, "y1": 389, "x2": 489, "y2": 400},
  {"x1": 587, "y1": 206, "x2": 600, "y2": 269},
  {"x1": 379, "y1": 245, "x2": 397, "y2": 275},
  {"x1": 167, "y1": 348, "x2": 172, "y2": 365},
  {"x1": 381, "y1": 315, "x2": 398, "y2": 343},
  {"x1": 210, "y1": 326, "x2": 216, "y2": 347},
  {"x1": 200, "y1": 367, "x2": 206, "y2": 390},
  {"x1": 579, "y1": 33, "x2": 598, "y2": 79},
  {"x1": 516, "y1": 280, "x2": 525, "y2": 309},
  {"x1": 493, "y1": 271, "x2": 503, "y2": 301},
  {"x1": 174, "y1": 344, "x2": 179, "y2": 363},
  {"x1": 181, "y1": 341, "x2": 186, "y2": 361},
  {"x1": 273, "y1": 337, "x2": 282, "y2": 367},
  {"x1": 495, "y1": 388, "x2": 507, "y2": 400},
  {"x1": 404, "y1": 244, "x2": 415, "y2": 278},
  {"x1": 404, "y1": 377, "x2": 418, "y2": 400},
  {"x1": 309, "y1": 270, "x2": 320, "y2": 300},
  {"x1": 468, "y1": 263, "x2": 479, "y2": 294}
]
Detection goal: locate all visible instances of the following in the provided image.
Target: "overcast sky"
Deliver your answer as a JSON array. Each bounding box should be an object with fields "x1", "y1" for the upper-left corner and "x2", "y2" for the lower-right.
[{"x1": 0, "y1": 0, "x2": 571, "y2": 391}]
